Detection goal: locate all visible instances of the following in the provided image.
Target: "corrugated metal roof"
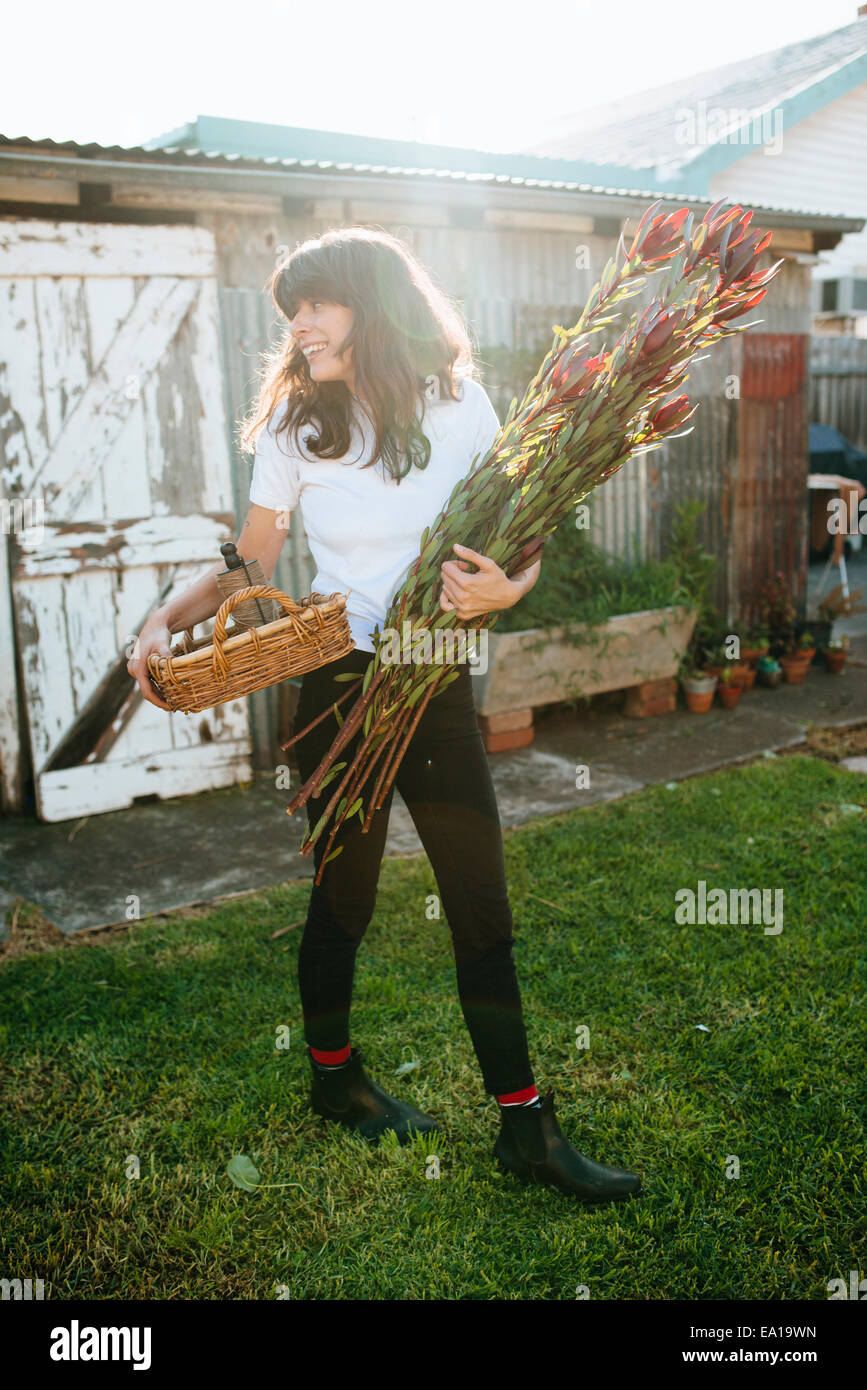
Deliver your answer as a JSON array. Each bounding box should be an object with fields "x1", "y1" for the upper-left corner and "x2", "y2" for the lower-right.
[
  {"x1": 0, "y1": 129, "x2": 860, "y2": 224},
  {"x1": 524, "y1": 15, "x2": 867, "y2": 172}
]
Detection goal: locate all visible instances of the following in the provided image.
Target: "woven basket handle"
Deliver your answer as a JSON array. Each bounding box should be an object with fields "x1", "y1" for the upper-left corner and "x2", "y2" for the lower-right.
[
  {"x1": 211, "y1": 583, "x2": 323, "y2": 681},
  {"x1": 213, "y1": 583, "x2": 309, "y2": 643}
]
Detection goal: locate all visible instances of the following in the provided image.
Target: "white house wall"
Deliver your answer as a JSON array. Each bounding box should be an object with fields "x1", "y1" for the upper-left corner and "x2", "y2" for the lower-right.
[{"x1": 710, "y1": 83, "x2": 867, "y2": 282}]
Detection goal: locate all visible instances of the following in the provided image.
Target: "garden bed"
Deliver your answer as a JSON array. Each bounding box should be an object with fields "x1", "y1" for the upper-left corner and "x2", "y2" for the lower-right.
[{"x1": 473, "y1": 603, "x2": 698, "y2": 717}]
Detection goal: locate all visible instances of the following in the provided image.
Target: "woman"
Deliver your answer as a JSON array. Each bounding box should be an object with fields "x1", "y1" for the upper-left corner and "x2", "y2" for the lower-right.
[{"x1": 129, "y1": 228, "x2": 640, "y2": 1204}]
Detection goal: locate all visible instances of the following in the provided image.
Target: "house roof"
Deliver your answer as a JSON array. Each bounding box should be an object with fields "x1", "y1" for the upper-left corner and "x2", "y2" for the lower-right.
[
  {"x1": 523, "y1": 15, "x2": 867, "y2": 191},
  {"x1": 143, "y1": 113, "x2": 620, "y2": 184},
  {"x1": 0, "y1": 127, "x2": 862, "y2": 233}
]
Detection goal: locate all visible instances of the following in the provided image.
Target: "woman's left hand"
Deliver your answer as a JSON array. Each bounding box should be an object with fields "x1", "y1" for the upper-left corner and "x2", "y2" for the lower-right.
[{"x1": 439, "y1": 543, "x2": 540, "y2": 620}]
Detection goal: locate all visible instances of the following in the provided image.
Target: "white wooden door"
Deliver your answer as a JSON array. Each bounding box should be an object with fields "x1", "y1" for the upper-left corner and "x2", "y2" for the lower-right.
[{"x1": 0, "y1": 220, "x2": 252, "y2": 820}]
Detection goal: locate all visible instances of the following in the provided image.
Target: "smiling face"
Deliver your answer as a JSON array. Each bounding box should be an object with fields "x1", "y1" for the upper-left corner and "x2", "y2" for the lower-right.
[{"x1": 288, "y1": 298, "x2": 356, "y2": 392}]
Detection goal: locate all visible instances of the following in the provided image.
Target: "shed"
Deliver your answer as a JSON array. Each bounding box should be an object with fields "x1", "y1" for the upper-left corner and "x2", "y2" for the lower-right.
[{"x1": 0, "y1": 123, "x2": 861, "y2": 820}]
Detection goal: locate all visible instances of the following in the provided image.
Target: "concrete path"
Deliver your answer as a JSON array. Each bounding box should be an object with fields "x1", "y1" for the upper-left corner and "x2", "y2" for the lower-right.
[{"x1": 2, "y1": 556, "x2": 866, "y2": 936}]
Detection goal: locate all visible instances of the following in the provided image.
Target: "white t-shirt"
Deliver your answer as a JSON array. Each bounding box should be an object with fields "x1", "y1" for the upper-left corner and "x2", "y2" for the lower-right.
[{"x1": 248, "y1": 376, "x2": 501, "y2": 653}]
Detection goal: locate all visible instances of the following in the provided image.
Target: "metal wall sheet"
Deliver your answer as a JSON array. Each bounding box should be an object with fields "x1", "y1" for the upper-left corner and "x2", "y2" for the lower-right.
[{"x1": 646, "y1": 337, "x2": 739, "y2": 609}]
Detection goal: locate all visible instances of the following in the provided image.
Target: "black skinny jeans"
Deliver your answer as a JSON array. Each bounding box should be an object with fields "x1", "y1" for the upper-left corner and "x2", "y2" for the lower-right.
[{"x1": 292, "y1": 646, "x2": 535, "y2": 1097}]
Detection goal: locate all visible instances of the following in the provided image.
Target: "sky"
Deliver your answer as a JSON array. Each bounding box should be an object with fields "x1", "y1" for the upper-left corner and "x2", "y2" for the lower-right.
[{"x1": 2, "y1": 0, "x2": 862, "y2": 153}]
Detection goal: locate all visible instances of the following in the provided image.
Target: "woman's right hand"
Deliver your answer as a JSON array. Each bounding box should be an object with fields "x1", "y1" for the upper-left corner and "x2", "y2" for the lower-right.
[{"x1": 127, "y1": 615, "x2": 174, "y2": 712}]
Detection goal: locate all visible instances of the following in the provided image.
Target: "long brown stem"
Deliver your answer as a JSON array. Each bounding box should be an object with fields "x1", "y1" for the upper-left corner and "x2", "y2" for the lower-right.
[
  {"x1": 371, "y1": 670, "x2": 444, "y2": 814},
  {"x1": 308, "y1": 720, "x2": 404, "y2": 883},
  {"x1": 286, "y1": 666, "x2": 385, "y2": 813},
  {"x1": 363, "y1": 700, "x2": 417, "y2": 829},
  {"x1": 280, "y1": 675, "x2": 363, "y2": 751},
  {"x1": 298, "y1": 677, "x2": 400, "y2": 855}
]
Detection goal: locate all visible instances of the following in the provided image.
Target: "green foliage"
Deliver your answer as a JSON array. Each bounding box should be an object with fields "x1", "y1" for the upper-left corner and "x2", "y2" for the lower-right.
[
  {"x1": 0, "y1": 757, "x2": 862, "y2": 1299},
  {"x1": 499, "y1": 499, "x2": 714, "y2": 634}
]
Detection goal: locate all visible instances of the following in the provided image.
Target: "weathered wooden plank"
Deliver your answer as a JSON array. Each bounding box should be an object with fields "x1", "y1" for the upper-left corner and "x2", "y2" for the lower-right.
[
  {"x1": 11, "y1": 512, "x2": 236, "y2": 578},
  {"x1": 36, "y1": 739, "x2": 253, "y2": 821},
  {"x1": 30, "y1": 277, "x2": 201, "y2": 516},
  {"x1": 85, "y1": 277, "x2": 152, "y2": 518},
  {"x1": 0, "y1": 176, "x2": 79, "y2": 205},
  {"x1": 65, "y1": 567, "x2": 117, "y2": 736},
  {"x1": 35, "y1": 275, "x2": 105, "y2": 520},
  {"x1": 189, "y1": 276, "x2": 235, "y2": 512},
  {"x1": 0, "y1": 514, "x2": 24, "y2": 811},
  {"x1": 0, "y1": 279, "x2": 48, "y2": 494},
  {"x1": 44, "y1": 567, "x2": 195, "y2": 771},
  {"x1": 0, "y1": 220, "x2": 217, "y2": 279},
  {"x1": 109, "y1": 563, "x2": 193, "y2": 759},
  {"x1": 15, "y1": 574, "x2": 77, "y2": 770}
]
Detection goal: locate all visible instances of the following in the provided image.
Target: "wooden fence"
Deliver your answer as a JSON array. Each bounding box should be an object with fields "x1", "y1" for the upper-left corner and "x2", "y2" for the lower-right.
[{"x1": 809, "y1": 335, "x2": 867, "y2": 453}]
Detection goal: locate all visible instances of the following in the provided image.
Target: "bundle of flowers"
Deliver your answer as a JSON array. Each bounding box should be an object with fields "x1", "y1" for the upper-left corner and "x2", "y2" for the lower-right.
[{"x1": 283, "y1": 198, "x2": 783, "y2": 881}]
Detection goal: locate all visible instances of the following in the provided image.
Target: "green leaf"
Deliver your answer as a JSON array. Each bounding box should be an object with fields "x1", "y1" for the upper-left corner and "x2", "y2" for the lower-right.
[
  {"x1": 323, "y1": 844, "x2": 344, "y2": 865},
  {"x1": 332, "y1": 672, "x2": 360, "y2": 682},
  {"x1": 318, "y1": 760, "x2": 348, "y2": 790},
  {"x1": 346, "y1": 798, "x2": 363, "y2": 820},
  {"x1": 362, "y1": 662, "x2": 374, "y2": 696},
  {"x1": 227, "y1": 1154, "x2": 260, "y2": 1191},
  {"x1": 333, "y1": 703, "x2": 343, "y2": 729},
  {"x1": 309, "y1": 806, "x2": 331, "y2": 843}
]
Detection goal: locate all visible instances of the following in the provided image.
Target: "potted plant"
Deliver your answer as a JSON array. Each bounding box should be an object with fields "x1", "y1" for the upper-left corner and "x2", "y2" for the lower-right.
[
  {"x1": 703, "y1": 642, "x2": 750, "y2": 687},
  {"x1": 811, "y1": 583, "x2": 867, "y2": 666},
  {"x1": 797, "y1": 630, "x2": 816, "y2": 662},
  {"x1": 757, "y1": 572, "x2": 797, "y2": 659},
  {"x1": 717, "y1": 666, "x2": 743, "y2": 709},
  {"x1": 741, "y1": 625, "x2": 770, "y2": 666},
  {"x1": 757, "y1": 654, "x2": 782, "y2": 689},
  {"x1": 798, "y1": 614, "x2": 832, "y2": 661},
  {"x1": 680, "y1": 661, "x2": 717, "y2": 714},
  {"x1": 822, "y1": 634, "x2": 849, "y2": 675},
  {"x1": 779, "y1": 634, "x2": 811, "y2": 684}
]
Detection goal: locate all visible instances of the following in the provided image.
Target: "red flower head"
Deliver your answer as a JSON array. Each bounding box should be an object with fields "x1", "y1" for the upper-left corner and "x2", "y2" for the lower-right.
[
  {"x1": 640, "y1": 311, "x2": 677, "y2": 358},
  {"x1": 640, "y1": 207, "x2": 690, "y2": 263},
  {"x1": 649, "y1": 394, "x2": 696, "y2": 434},
  {"x1": 550, "y1": 343, "x2": 607, "y2": 400}
]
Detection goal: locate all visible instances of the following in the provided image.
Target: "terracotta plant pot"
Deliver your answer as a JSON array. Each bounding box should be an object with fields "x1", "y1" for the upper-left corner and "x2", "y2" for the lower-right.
[
  {"x1": 796, "y1": 647, "x2": 816, "y2": 664},
  {"x1": 780, "y1": 655, "x2": 810, "y2": 685},
  {"x1": 685, "y1": 690, "x2": 714, "y2": 713},
  {"x1": 797, "y1": 619, "x2": 831, "y2": 663},
  {"x1": 739, "y1": 665, "x2": 757, "y2": 690},
  {"x1": 681, "y1": 675, "x2": 717, "y2": 713},
  {"x1": 823, "y1": 648, "x2": 847, "y2": 675},
  {"x1": 741, "y1": 646, "x2": 769, "y2": 667},
  {"x1": 704, "y1": 662, "x2": 750, "y2": 686},
  {"x1": 718, "y1": 683, "x2": 742, "y2": 709}
]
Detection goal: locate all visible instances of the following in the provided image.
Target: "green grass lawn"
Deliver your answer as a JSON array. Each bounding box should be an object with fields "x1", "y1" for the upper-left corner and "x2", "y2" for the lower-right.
[{"x1": 1, "y1": 753, "x2": 864, "y2": 1300}]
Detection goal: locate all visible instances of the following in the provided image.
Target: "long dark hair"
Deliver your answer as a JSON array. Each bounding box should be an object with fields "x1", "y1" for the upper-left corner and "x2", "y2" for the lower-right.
[{"x1": 240, "y1": 227, "x2": 476, "y2": 481}]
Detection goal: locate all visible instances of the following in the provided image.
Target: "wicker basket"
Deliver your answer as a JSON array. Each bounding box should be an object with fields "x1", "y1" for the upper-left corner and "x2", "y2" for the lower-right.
[{"x1": 146, "y1": 584, "x2": 356, "y2": 714}]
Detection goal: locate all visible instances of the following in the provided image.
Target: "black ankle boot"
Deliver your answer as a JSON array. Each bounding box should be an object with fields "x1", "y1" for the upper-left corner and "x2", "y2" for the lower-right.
[
  {"x1": 494, "y1": 1090, "x2": 641, "y2": 1203},
  {"x1": 308, "y1": 1046, "x2": 441, "y2": 1145}
]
